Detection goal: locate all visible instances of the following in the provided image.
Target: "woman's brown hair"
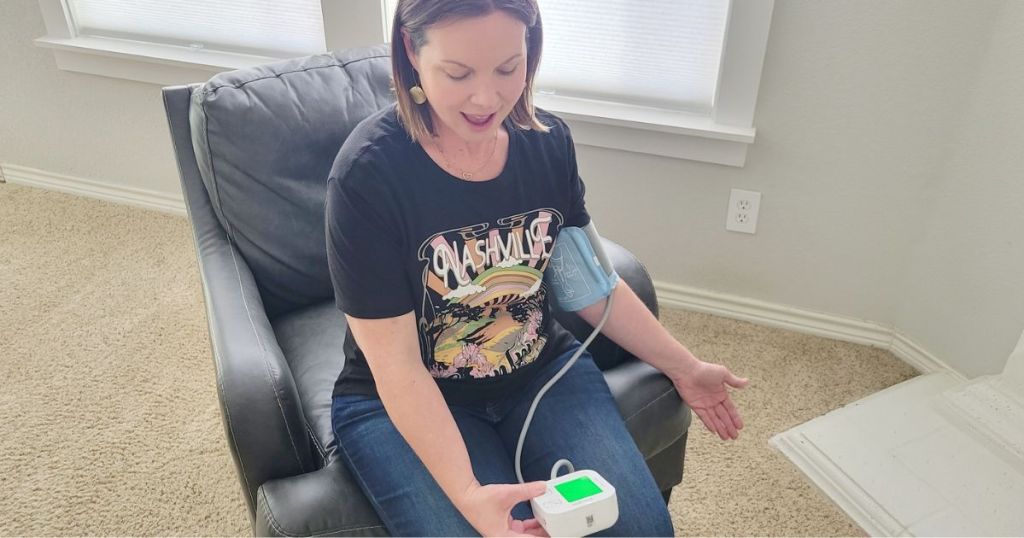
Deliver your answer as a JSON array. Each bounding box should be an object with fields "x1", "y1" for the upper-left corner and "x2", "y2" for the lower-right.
[{"x1": 390, "y1": 0, "x2": 550, "y2": 142}]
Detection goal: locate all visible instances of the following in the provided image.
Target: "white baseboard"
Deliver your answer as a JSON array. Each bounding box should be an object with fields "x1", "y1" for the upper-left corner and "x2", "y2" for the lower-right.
[
  {"x1": 0, "y1": 163, "x2": 186, "y2": 216},
  {"x1": 655, "y1": 280, "x2": 966, "y2": 381}
]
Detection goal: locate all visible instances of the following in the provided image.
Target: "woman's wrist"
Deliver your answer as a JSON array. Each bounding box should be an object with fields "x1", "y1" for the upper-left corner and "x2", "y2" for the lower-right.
[
  {"x1": 662, "y1": 345, "x2": 701, "y2": 381},
  {"x1": 454, "y1": 479, "x2": 483, "y2": 511},
  {"x1": 453, "y1": 480, "x2": 490, "y2": 535}
]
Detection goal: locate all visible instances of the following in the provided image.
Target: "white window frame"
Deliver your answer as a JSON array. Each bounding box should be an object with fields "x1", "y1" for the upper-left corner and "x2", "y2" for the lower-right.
[
  {"x1": 35, "y1": 0, "x2": 771, "y2": 167},
  {"x1": 34, "y1": 0, "x2": 388, "y2": 83}
]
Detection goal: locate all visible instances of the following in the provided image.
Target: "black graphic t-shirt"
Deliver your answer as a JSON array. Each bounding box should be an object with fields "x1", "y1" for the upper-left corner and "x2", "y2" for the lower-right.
[{"x1": 325, "y1": 103, "x2": 590, "y2": 405}]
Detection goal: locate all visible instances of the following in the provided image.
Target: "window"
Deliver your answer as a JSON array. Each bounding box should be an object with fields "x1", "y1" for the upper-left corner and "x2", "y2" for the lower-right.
[
  {"x1": 536, "y1": 0, "x2": 728, "y2": 114},
  {"x1": 65, "y1": 0, "x2": 326, "y2": 58},
  {"x1": 35, "y1": 0, "x2": 334, "y2": 84},
  {"x1": 531, "y1": 0, "x2": 770, "y2": 166},
  {"x1": 37, "y1": 0, "x2": 772, "y2": 166}
]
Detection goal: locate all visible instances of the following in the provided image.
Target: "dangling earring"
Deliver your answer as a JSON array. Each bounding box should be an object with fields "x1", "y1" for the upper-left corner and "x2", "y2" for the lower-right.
[{"x1": 410, "y1": 85, "x2": 427, "y2": 105}]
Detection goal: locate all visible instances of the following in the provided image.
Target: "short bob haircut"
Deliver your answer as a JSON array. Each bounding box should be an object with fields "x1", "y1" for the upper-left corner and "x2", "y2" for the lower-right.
[{"x1": 391, "y1": 0, "x2": 550, "y2": 143}]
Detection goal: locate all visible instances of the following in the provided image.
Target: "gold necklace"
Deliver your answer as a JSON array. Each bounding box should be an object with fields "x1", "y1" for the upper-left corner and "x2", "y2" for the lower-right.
[{"x1": 432, "y1": 131, "x2": 498, "y2": 180}]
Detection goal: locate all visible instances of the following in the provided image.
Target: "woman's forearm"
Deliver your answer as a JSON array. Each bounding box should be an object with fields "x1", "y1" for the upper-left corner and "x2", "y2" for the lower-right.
[
  {"x1": 377, "y1": 369, "x2": 480, "y2": 510},
  {"x1": 577, "y1": 281, "x2": 699, "y2": 379}
]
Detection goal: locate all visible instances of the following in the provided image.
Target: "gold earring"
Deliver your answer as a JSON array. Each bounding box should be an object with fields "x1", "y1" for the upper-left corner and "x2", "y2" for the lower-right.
[{"x1": 410, "y1": 85, "x2": 427, "y2": 105}]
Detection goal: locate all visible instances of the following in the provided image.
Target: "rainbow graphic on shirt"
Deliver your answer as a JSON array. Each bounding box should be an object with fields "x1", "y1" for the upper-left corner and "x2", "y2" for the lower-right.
[{"x1": 416, "y1": 209, "x2": 564, "y2": 379}]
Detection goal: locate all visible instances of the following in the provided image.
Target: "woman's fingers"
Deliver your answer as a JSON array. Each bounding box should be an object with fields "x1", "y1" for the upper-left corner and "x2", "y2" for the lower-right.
[
  {"x1": 693, "y1": 407, "x2": 717, "y2": 436},
  {"x1": 520, "y1": 519, "x2": 548, "y2": 537},
  {"x1": 698, "y1": 406, "x2": 728, "y2": 440},
  {"x1": 714, "y1": 402, "x2": 738, "y2": 439},
  {"x1": 520, "y1": 518, "x2": 543, "y2": 531},
  {"x1": 508, "y1": 517, "x2": 548, "y2": 537},
  {"x1": 723, "y1": 396, "x2": 744, "y2": 430},
  {"x1": 725, "y1": 372, "x2": 749, "y2": 389},
  {"x1": 515, "y1": 527, "x2": 548, "y2": 537},
  {"x1": 711, "y1": 410, "x2": 730, "y2": 440}
]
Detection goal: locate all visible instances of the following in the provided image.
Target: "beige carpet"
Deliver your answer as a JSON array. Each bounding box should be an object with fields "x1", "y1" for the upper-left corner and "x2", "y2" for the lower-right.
[{"x1": 0, "y1": 182, "x2": 918, "y2": 536}]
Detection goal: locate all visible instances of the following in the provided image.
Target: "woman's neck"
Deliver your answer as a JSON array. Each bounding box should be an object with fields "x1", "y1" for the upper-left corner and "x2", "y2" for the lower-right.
[{"x1": 429, "y1": 112, "x2": 497, "y2": 158}]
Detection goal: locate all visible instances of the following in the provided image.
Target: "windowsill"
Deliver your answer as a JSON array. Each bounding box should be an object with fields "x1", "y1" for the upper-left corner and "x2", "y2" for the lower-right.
[
  {"x1": 537, "y1": 93, "x2": 754, "y2": 142},
  {"x1": 34, "y1": 35, "x2": 282, "y2": 86},
  {"x1": 534, "y1": 93, "x2": 755, "y2": 166},
  {"x1": 35, "y1": 35, "x2": 755, "y2": 167}
]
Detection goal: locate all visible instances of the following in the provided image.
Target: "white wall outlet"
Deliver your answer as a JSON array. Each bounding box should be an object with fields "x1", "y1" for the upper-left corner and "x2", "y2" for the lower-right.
[{"x1": 726, "y1": 188, "x2": 762, "y2": 234}]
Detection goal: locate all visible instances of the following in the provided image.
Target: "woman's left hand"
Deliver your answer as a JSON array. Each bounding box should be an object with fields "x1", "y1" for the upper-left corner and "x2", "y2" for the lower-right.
[{"x1": 670, "y1": 361, "x2": 749, "y2": 440}]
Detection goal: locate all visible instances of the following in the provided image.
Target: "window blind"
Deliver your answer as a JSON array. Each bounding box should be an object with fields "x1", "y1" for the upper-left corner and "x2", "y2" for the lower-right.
[
  {"x1": 536, "y1": 0, "x2": 729, "y2": 112},
  {"x1": 384, "y1": 0, "x2": 729, "y2": 112},
  {"x1": 66, "y1": 0, "x2": 326, "y2": 58}
]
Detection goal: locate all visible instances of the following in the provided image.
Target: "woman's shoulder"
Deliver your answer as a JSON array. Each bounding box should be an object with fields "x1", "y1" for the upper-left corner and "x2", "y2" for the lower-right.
[
  {"x1": 518, "y1": 107, "x2": 572, "y2": 147},
  {"x1": 533, "y1": 107, "x2": 567, "y2": 131},
  {"x1": 509, "y1": 107, "x2": 574, "y2": 165},
  {"x1": 329, "y1": 102, "x2": 410, "y2": 183}
]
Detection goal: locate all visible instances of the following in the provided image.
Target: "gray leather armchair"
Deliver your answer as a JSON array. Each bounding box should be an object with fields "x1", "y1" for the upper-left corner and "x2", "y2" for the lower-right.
[{"x1": 161, "y1": 44, "x2": 691, "y2": 537}]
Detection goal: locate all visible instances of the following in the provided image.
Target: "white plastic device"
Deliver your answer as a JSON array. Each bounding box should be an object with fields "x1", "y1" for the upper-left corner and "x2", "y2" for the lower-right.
[
  {"x1": 530, "y1": 469, "x2": 618, "y2": 537},
  {"x1": 515, "y1": 222, "x2": 620, "y2": 537}
]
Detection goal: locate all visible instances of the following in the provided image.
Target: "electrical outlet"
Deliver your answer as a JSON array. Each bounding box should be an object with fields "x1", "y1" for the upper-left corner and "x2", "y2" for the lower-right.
[{"x1": 726, "y1": 189, "x2": 761, "y2": 234}]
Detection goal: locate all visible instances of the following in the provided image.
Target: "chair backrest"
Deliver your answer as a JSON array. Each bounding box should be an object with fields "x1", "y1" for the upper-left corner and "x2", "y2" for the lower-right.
[{"x1": 188, "y1": 44, "x2": 394, "y2": 319}]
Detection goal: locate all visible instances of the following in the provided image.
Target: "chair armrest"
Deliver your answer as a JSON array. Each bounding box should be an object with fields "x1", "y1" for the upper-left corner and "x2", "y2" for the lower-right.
[
  {"x1": 194, "y1": 220, "x2": 316, "y2": 509},
  {"x1": 255, "y1": 461, "x2": 388, "y2": 537},
  {"x1": 604, "y1": 360, "x2": 692, "y2": 455},
  {"x1": 603, "y1": 360, "x2": 692, "y2": 494},
  {"x1": 163, "y1": 85, "x2": 314, "y2": 518}
]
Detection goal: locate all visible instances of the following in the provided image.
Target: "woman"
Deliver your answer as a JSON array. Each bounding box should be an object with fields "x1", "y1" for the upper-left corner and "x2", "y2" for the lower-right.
[{"x1": 325, "y1": 1, "x2": 749, "y2": 535}]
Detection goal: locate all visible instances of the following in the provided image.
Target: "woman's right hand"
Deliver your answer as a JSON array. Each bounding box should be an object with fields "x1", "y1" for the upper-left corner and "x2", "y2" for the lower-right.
[{"x1": 458, "y1": 481, "x2": 550, "y2": 537}]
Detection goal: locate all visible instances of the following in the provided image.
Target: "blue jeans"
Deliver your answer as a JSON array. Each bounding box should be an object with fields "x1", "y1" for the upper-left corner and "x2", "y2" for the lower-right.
[{"x1": 330, "y1": 342, "x2": 674, "y2": 537}]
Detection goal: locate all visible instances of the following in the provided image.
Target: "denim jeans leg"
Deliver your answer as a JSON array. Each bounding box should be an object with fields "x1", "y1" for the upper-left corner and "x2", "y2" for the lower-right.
[
  {"x1": 496, "y1": 348, "x2": 675, "y2": 537},
  {"x1": 331, "y1": 394, "x2": 525, "y2": 537}
]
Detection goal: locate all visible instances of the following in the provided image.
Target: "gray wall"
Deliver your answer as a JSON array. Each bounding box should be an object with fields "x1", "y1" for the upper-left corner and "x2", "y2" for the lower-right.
[
  {"x1": 2, "y1": 0, "x2": 1021, "y2": 378},
  {"x1": 892, "y1": 1, "x2": 1024, "y2": 379},
  {"x1": 1, "y1": 1, "x2": 178, "y2": 194}
]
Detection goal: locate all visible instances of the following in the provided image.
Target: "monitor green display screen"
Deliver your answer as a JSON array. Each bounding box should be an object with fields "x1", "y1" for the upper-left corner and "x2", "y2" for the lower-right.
[{"x1": 555, "y1": 476, "x2": 603, "y2": 503}]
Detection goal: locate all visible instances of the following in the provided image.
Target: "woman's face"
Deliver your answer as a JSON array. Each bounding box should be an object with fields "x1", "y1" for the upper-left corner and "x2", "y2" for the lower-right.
[{"x1": 404, "y1": 11, "x2": 529, "y2": 143}]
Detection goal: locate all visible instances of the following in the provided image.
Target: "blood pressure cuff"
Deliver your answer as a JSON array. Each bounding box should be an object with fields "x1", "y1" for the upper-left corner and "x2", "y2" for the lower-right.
[{"x1": 545, "y1": 224, "x2": 620, "y2": 312}]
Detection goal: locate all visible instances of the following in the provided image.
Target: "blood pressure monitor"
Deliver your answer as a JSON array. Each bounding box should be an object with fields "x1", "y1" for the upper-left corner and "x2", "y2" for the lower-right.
[
  {"x1": 517, "y1": 222, "x2": 622, "y2": 536},
  {"x1": 529, "y1": 470, "x2": 618, "y2": 537}
]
